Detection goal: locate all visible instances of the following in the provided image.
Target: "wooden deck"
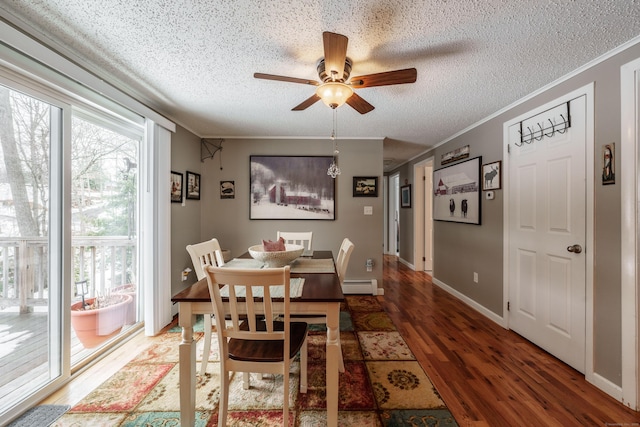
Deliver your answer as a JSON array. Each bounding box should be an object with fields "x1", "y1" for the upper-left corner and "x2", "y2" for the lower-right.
[
  {"x1": 0, "y1": 310, "x2": 49, "y2": 400},
  {"x1": 0, "y1": 307, "x2": 136, "y2": 404}
]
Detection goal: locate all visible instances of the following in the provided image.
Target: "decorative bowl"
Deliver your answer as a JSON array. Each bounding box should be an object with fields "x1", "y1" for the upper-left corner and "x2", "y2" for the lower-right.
[{"x1": 248, "y1": 244, "x2": 305, "y2": 268}]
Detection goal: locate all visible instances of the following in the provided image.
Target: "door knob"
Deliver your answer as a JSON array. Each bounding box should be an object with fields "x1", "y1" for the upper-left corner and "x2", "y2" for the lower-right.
[{"x1": 567, "y1": 244, "x2": 582, "y2": 254}]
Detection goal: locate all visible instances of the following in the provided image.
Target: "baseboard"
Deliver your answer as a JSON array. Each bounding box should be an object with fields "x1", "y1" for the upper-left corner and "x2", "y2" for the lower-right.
[
  {"x1": 342, "y1": 279, "x2": 378, "y2": 295},
  {"x1": 431, "y1": 277, "x2": 506, "y2": 328},
  {"x1": 398, "y1": 257, "x2": 415, "y2": 270},
  {"x1": 588, "y1": 372, "x2": 624, "y2": 405}
]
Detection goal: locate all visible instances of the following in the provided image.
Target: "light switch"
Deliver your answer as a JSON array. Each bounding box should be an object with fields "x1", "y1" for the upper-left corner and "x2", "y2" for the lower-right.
[
  {"x1": 486, "y1": 191, "x2": 494, "y2": 200},
  {"x1": 364, "y1": 206, "x2": 373, "y2": 215}
]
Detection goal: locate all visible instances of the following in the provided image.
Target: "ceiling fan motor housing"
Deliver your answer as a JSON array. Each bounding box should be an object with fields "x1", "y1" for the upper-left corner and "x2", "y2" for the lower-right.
[{"x1": 317, "y1": 57, "x2": 353, "y2": 82}]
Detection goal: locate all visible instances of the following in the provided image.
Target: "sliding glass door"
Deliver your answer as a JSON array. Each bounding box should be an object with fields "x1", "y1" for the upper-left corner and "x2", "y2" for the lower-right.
[{"x1": 0, "y1": 78, "x2": 143, "y2": 418}]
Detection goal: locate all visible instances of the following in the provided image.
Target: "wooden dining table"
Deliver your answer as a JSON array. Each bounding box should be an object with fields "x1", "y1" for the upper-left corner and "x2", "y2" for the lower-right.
[{"x1": 171, "y1": 250, "x2": 345, "y2": 427}]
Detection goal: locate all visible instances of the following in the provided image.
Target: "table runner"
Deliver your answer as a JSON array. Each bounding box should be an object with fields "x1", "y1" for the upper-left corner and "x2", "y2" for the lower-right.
[
  {"x1": 290, "y1": 258, "x2": 335, "y2": 273},
  {"x1": 219, "y1": 278, "x2": 305, "y2": 299}
]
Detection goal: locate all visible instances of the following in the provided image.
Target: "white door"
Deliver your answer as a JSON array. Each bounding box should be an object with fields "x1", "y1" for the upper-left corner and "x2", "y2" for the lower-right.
[
  {"x1": 424, "y1": 163, "x2": 433, "y2": 271},
  {"x1": 507, "y1": 95, "x2": 587, "y2": 372}
]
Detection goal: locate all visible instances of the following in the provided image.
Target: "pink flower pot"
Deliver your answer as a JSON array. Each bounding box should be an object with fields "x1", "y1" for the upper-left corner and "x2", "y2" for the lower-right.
[{"x1": 70, "y1": 294, "x2": 132, "y2": 348}]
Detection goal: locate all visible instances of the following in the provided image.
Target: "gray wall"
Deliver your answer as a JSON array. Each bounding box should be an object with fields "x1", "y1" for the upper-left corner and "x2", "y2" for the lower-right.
[
  {"x1": 170, "y1": 125, "x2": 202, "y2": 300},
  {"x1": 171, "y1": 136, "x2": 384, "y2": 299},
  {"x1": 390, "y1": 41, "x2": 640, "y2": 387}
]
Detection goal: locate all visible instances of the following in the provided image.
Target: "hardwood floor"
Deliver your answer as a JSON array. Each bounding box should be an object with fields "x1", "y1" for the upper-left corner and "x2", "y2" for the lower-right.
[
  {"x1": 43, "y1": 255, "x2": 639, "y2": 426},
  {"x1": 381, "y1": 254, "x2": 639, "y2": 427}
]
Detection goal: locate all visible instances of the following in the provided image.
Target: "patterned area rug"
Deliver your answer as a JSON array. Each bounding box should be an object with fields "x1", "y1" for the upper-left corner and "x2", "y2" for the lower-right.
[{"x1": 53, "y1": 294, "x2": 458, "y2": 426}]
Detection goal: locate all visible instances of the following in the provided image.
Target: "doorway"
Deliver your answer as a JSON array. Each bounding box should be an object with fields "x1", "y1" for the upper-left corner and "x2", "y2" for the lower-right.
[
  {"x1": 388, "y1": 173, "x2": 400, "y2": 256},
  {"x1": 414, "y1": 158, "x2": 434, "y2": 272},
  {"x1": 503, "y1": 85, "x2": 594, "y2": 375}
]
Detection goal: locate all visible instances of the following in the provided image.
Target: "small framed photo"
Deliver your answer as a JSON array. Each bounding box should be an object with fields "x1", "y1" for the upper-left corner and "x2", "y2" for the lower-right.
[
  {"x1": 220, "y1": 180, "x2": 235, "y2": 199},
  {"x1": 170, "y1": 171, "x2": 183, "y2": 203},
  {"x1": 482, "y1": 161, "x2": 501, "y2": 191},
  {"x1": 401, "y1": 184, "x2": 411, "y2": 208},
  {"x1": 602, "y1": 143, "x2": 615, "y2": 185},
  {"x1": 186, "y1": 171, "x2": 201, "y2": 200},
  {"x1": 353, "y1": 176, "x2": 378, "y2": 197}
]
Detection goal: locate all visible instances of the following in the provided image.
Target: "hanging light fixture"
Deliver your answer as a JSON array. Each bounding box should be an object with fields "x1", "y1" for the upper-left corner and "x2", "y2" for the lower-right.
[
  {"x1": 327, "y1": 108, "x2": 341, "y2": 178},
  {"x1": 316, "y1": 81, "x2": 354, "y2": 109}
]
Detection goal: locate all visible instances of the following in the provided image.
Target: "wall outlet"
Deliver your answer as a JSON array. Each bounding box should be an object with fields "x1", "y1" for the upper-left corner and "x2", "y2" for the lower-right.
[
  {"x1": 473, "y1": 272, "x2": 478, "y2": 283},
  {"x1": 366, "y1": 258, "x2": 374, "y2": 272}
]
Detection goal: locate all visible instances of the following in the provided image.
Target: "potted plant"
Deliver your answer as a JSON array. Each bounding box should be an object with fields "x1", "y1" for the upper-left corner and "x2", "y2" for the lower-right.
[
  {"x1": 113, "y1": 283, "x2": 137, "y2": 325},
  {"x1": 70, "y1": 293, "x2": 132, "y2": 348}
]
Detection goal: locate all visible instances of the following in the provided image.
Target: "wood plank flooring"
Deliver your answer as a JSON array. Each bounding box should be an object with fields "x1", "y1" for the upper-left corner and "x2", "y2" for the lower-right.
[
  {"x1": 42, "y1": 255, "x2": 639, "y2": 426},
  {"x1": 380, "y1": 254, "x2": 639, "y2": 426}
]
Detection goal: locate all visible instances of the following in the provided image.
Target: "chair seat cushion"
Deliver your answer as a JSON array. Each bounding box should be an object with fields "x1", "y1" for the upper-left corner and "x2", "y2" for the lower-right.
[{"x1": 229, "y1": 320, "x2": 308, "y2": 362}]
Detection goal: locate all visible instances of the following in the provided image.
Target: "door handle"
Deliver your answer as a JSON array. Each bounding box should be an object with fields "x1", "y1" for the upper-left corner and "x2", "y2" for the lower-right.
[{"x1": 567, "y1": 244, "x2": 582, "y2": 254}]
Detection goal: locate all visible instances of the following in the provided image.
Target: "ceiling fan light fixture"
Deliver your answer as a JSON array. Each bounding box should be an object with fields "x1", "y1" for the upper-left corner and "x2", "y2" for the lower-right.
[{"x1": 315, "y1": 82, "x2": 353, "y2": 109}]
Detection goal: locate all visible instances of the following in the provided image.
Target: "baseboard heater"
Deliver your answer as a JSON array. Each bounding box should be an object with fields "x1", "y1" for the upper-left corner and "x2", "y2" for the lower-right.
[{"x1": 342, "y1": 279, "x2": 378, "y2": 295}]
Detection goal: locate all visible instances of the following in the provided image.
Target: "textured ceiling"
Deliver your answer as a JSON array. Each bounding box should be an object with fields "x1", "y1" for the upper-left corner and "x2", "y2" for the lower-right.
[{"x1": 1, "y1": 1, "x2": 639, "y2": 171}]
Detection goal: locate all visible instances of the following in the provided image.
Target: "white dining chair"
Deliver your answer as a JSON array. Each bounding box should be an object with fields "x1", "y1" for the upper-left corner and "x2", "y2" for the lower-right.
[
  {"x1": 186, "y1": 238, "x2": 225, "y2": 376},
  {"x1": 204, "y1": 265, "x2": 308, "y2": 427},
  {"x1": 276, "y1": 231, "x2": 313, "y2": 252}
]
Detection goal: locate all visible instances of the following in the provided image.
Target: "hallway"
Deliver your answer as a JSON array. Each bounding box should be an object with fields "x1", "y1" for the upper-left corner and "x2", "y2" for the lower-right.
[{"x1": 380, "y1": 255, "x2": 638, "y2": 426}]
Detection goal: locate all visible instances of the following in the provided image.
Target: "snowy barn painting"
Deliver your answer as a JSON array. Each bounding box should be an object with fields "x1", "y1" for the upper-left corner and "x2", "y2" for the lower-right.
[
  {"x1": 432, "y1": 156, "x2": 481, "y2": 225},
  {"x1": 250, "y1": 155, "x2": 335, "y2": 220}
]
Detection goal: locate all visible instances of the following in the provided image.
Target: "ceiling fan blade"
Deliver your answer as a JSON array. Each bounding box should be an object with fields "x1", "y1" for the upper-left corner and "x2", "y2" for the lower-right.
[
  {"x1": 346, "y1": 92, "x2": 375, "y2": 114},
  {"x1": 292, "y1": 94, "x2": 321, "y2": 111},
  {"x1": 323, "y1": 32, "x2": 348, "y2": 81},
  {"x1": 349, "y1": 68, "x2": 417, "y2": 88},
  {"x1": 254, "y1": 73, "x2": 319, "y2": 86}
]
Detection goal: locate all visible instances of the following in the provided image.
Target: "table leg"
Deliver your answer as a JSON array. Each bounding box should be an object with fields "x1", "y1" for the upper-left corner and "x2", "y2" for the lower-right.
[
  {"x1": 179, "y1": 304, "x2": 196, "y2": 427},
  {"x1": 325, "y1": 302, "x2": 340, "y2": 427}
]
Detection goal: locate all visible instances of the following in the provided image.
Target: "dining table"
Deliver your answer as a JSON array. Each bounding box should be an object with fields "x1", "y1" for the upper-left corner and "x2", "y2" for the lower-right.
[{"x1": 171, "y1": 250, "x2": 345, "y2": 427}]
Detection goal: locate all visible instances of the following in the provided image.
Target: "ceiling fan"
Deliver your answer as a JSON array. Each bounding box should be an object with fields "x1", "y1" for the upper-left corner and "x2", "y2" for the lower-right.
[{"x1": 254, "y1": 31, "x2": 417, "y2": 114}]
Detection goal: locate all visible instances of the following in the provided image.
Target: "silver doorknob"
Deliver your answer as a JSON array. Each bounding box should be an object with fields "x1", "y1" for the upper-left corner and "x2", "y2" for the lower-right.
[{"x1": 567, "y1": 244, "x2": 582, "y2": 254}]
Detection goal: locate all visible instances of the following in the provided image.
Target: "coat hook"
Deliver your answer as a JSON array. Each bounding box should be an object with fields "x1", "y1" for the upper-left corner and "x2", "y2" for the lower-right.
[
  {"x1": 557, "y1": 114, "x2": 569, "y2": 134},
  {"x1": 544, "y1": 118, "x2": 556, "y2": 138}
]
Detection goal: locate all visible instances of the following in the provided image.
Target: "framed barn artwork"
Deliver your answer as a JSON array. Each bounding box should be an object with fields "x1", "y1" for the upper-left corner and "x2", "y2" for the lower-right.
[{"x1": 249, "y1": 155, "x2": 335, "y2": 220}]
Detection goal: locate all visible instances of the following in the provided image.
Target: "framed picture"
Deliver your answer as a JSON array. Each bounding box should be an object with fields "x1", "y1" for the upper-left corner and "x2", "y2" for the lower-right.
[
  {"x1": 170, "y1": 171, "x2": 183, "y2": 203},
  {"x1": 401, "y1": 184, "x2": 411, "y2": 208},
  {"x1": 433, "y1": 156, "x2": 481, "y2": 224},
  {"x1": 353, "y1": 176, "x2": 378, "y2": 197},
  {"x1": 441, "y1": 145, "x2": 470, "y2": 165},
  {"x1": 602, "y1": 143, "x2": 615, "y2": 185},
  {"x1": 186, "y1": 171, "x2": 201, "y2": 200},
  {"x1": 482, "y1": 161, "x2": 501, "y2": 190},
  {"x1": 250, "y1": 155, "x2": 335, "y2": 220},
  {"x1": 220, "y1": 180, "x2": 235, "y2": 199}
]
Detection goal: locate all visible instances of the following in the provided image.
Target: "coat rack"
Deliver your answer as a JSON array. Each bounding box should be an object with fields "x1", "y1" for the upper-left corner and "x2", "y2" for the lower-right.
[
  {"x1": 517, "y1": 101, "x2": 571, "y2": 146},
  {"x1": 201, "y1": 138, "x2": 224, "y2": 169}
]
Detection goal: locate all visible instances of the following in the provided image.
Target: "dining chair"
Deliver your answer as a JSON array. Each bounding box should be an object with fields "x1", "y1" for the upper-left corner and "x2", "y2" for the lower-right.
[
  {"x1": 186, "y1": 238, "x2": 225, "y2": 376},
  {"x1": 276, "y1": 231, "x2": 313, "y2": 252},
  {"x1": 204, "y1": 265, "x2": 308, "y2": 427}
]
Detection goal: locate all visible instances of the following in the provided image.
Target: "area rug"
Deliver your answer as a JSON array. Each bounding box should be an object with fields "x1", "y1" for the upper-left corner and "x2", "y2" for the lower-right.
[
  {"x1": 53, "y1": 295, "x2": 458, "y2": 426},
  {"x1": 8, "y1": 405, "x2": 69, "y2": 427}
]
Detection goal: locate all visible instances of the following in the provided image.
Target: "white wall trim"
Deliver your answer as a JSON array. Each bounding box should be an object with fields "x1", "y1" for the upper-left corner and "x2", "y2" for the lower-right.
[
  {"x1": 620, "y1": 56, "x2": 640, "y2": 410},
  {"x1": 432, "y1": 277, "x2": 506, "y2": 328}
]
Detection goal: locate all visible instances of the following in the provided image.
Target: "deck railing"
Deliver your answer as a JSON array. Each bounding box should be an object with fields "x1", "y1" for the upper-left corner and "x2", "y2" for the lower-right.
[{"x1": 0, "y1": 236, "x2": 136, "y2": 312}]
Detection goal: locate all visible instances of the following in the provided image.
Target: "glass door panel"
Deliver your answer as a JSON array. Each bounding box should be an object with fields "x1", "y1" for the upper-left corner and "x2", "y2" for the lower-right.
[
  {"x1": 69, "y1": 110, "x2": 141, "y2": 364},
  {"x1": 0, "y1": 85, "x2": 58, "y2": 412}
]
